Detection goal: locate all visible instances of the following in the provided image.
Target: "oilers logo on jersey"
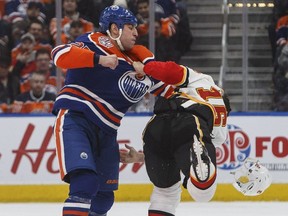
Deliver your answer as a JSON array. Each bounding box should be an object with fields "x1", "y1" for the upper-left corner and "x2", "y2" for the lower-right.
[{"x1": 119, "y1": 71, "x2": 152, "y2": 103}]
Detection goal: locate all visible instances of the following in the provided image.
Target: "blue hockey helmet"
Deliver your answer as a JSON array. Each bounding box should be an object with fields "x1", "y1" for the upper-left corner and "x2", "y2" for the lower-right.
[{"x1": 99, "y1": 5, "x2": 137, "y2": 33}]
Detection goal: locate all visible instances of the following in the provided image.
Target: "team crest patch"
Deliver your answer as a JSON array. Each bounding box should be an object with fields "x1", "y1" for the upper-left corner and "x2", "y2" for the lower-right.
[{"x1": 98, "y1": 36, "x2": 114, "y2": 48}]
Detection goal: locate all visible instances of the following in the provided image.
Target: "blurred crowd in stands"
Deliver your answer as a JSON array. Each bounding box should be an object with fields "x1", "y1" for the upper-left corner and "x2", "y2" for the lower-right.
[
  {"x1": 0, "y1": 0, "x2": 193, "y2": 114},
  {"x1": 269, "y1": 0, "x2": 288, "y2": 111}
]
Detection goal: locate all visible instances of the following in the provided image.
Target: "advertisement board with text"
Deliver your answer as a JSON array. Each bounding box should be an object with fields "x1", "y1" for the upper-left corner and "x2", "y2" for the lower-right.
[{"x1": 0, "y1": 113, "x2": 287, "y2": 185}]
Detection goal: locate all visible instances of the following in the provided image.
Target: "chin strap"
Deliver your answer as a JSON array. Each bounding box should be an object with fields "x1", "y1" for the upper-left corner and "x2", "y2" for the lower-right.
[{"x1": 106, "y1": 29, "x2": 125, "y2": 51}]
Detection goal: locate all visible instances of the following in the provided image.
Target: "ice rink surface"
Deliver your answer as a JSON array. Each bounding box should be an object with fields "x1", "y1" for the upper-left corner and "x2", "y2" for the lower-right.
[{"x1": 0, "y1": 201, "x2": 287, "y2": 216}]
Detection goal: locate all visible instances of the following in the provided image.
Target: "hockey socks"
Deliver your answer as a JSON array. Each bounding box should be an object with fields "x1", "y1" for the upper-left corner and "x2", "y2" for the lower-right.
[{"x1": 63, "y1": 195, "x2": 91, "y2": 216}]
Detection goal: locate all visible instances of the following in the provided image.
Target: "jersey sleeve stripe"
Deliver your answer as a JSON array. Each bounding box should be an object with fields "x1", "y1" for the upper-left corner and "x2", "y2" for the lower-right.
[
  {"x1": 142, "y1": 56, "x2": 155, "y2": 64},
  {"x1": 52, "y1": 45, "x2": 72, "y2": 66},
  {"x1": 174, "y1": 65, "x2": 188, "y2": 86}
]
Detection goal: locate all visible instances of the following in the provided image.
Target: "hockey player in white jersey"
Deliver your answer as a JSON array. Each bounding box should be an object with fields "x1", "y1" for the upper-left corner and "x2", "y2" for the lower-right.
[{"x1": 121, "y1": 60, "x2": 231, "y2": 216}]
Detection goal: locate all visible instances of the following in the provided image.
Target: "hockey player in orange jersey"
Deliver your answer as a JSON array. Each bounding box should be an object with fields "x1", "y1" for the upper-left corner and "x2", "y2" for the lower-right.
[{"x1": 51, "y1": 5, "x2": 175, "y2": 216}]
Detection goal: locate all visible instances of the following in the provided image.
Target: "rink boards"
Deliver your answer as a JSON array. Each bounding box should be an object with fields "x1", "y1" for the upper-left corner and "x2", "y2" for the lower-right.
[
  {"x1": 0, "y1": 183, "x2": 287, "y2": 202},
  {"x1": 0, "y1": 113, "x2": 287, "y2": 202}
]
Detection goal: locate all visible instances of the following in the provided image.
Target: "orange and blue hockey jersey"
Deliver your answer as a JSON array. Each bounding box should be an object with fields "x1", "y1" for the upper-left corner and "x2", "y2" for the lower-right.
[{"x1": 51, "y1": 32, "x2": 174, "y2": 134}]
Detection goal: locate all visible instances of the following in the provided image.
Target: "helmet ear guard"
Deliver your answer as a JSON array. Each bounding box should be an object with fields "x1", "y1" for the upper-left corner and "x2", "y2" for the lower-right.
[{"x1": 231, "y1": 158, "x2": 272, "y2": 196}]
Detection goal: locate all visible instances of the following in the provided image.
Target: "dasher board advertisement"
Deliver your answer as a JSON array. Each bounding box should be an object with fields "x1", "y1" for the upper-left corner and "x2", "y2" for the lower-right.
[{"x1": 0, "y1": 113, "x2": 287, "y2": 185}]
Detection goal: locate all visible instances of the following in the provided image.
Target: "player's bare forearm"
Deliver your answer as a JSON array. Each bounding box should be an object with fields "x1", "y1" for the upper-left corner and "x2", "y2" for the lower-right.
[{"x1": 132, "y1": 61, "x2": 146, "y2": 77}]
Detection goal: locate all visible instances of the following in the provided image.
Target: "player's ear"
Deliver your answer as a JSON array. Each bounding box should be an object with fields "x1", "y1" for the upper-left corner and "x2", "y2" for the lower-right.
[{"x1": 110, "y1": 23, "x2": 120, "y2": 36}]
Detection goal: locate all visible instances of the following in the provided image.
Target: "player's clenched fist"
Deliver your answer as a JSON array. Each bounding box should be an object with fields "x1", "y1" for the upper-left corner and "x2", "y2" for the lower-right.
[
  {"x1": 132, "y1": 61, "x2": 145, "y2": 77},
  {"x1": 99, "y1": 54, "x2": 118, "y2": 69}
]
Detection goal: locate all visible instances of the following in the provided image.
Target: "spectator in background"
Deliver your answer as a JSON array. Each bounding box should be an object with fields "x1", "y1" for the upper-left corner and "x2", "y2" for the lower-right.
[
  {"x1": 77, "y1": 0, "x2": 98, "y2": 27},
  {"x1": 20, "y1": 48, "x2": 63, "y2": 95},
  {"x1": 49, "y1": 0, "x2": 94, "y2": 45},
  {"x1": 268, "y1": 0, "x2": 288, "y2": 61},
  {"x1": 174, "y1": 0, "x2": 193, "y2": 57},
  {"x1": 25, "y1": 1, "x2": 46, "y2": 24},
  {"x1": 11, "y1": 32, "x2": 37, "y2": 92},
  {"x1": 5, "y1": 1, "x2": 47, "y2": 43},
  {"x1": 5, "y1": 0, "x2": 32, "y2": 17},
  {"x1": 0, "y1": 56, "x2": 20, "y2": 113},
  {"x1": 127, "y1": 0, "x2": 138, "y2": 15},
  {"x1": 27, "y1": 19, "x2": 52, "y2": 52},
  {"x1": 136, "y1": 0, "x2": 179, "y2": 39},
  {"x1": 19, "y1": 1, "x2": 47, "y2": 30},
  {"x1": 137, "y1": 17, "x2": 179, "y2": 62},
  {"x1": 41, "y1": 0, "x2": 56, "y2": 26},
  {"x1": 273, "y1": 3, "x2": 288, "y2": 61},
  {"x1": 61, "y1": 20, "x2": 84, "y2": 44},
  {"x1": 0, "y1": 15, "x2": 13, "y2": 55},
  {"x1": 11, "y1": 19, "x2": 26, "y2": 47},
  {"x1": 135, "y1": 0, "x2": 192, "y2": 63},
  {"x1": 273, "y1": 43, "x2": 288, "y2": 111},
  {"x1": 275, "y1": 15, "x2": 288, "y2": 47},
  {"x1": 155, "y1": 0, "x2": 178, "y2": 18},
  {"x1": 12, "y1": 71, "x2": 56, "y2": 113},
  {"x1": 135, "y1": 0, "x2": 149, "y2": 27}
]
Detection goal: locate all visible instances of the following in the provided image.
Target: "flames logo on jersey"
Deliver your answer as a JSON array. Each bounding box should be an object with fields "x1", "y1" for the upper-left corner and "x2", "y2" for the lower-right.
[{"x1": 119, "y1": 71, "x2": 152, "y2": 103}]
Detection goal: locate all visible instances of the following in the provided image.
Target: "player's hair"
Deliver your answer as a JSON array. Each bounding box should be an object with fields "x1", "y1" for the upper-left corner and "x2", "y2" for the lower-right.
[
  {"x1": 222, "y1": 93, "x2": 231, "y2": 116},
  {"x1": 35, "y1": 48, "x2": 50, "y2": 59},
  {"x1": 137, "y1": 0, "x2": 149, "y2": 6}
]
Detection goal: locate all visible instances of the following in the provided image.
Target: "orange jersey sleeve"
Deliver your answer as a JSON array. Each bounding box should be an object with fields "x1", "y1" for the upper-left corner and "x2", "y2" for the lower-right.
[
  {"x1": 126, "y1": 45, "x2": 154, "y2": 63},
  {"x1": 51, "y1": 44, "x2": 95, "y2": 69}
]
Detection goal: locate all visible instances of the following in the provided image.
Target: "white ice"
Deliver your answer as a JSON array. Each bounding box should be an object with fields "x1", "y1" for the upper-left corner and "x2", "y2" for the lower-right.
[{"x1": 0, "y1": 201, "x2": 287, "y2": 216}]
